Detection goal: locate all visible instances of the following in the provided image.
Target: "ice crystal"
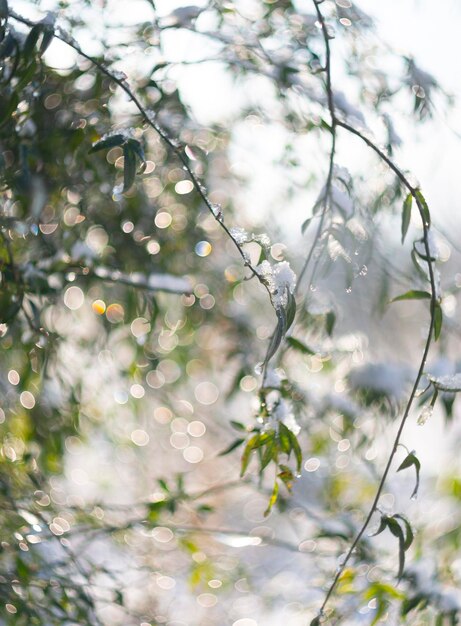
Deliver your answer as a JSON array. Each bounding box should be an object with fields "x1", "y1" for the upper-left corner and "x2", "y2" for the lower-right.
[
  {"x1": 230, "y1": 227, "x2": 250, "y2": 245},
  {"x1": 417, "y1": 405, "x2": 433, "y2": 426}
]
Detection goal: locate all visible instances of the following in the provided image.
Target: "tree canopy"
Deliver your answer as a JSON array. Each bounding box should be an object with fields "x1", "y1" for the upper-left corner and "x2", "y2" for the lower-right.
[{"x1": 1, "y1": 1, "x2": 461, "y2": 625}]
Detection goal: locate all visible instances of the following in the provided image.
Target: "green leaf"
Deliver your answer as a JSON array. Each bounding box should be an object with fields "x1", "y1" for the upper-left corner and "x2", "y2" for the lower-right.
[
  {"x1": 386, "y1": 516, "x2": 407, "y2": 580},
  {"x1": 230, "y1": 420, "x2": 247, "y2": 431},
  {"x1": 401, "y1": 193, "x2": 412, "y2": 244},
  {"x1": 288, "y1": 429, "x2": 302, "y2": 473},
  {"x1": 89, "y1": 133, "x2": 126, "y2": 153},
  {"x1": 310, "y1": 617, "x2": 321, "y2": 626},
  {"x1": 397, "y1": 452, "x2": 421, "y2": 499},
  {"x1": 285, "y1": 291, "x2": 296, "y2": 331},
  {"x1": 264, "y1": 307, "x2": 286, "y2": 366},
  {"x1": 410, "y1": 248, "x2": 429, "y2": 280},
  {"x1": 401, "y1": 594, "x2": 428, "y2": 616},
  {"x1": 264, "y1": 480, "x2": 279, "y2": 517},
  {"x1": 393, "y1": 514, "x2": 414, "y2": 550},
  {"x1": 434, "y1": 302, "x2": 442, "y2": 341},
  {"x1": 123, "y1": 144, "x2": 137, "y2": 192},
  {"x1": 0, "y1": 0, "x2": 8, "y2": 20},
  {"x1": 278, "y1": 421, "x2": 292, "y2": 455},
  {"x1": 391, "y1": 290, "x2": 431, "y2": 303},
  {"x1": 39, "y1": 27, "x2": 54, "y2": 55},
  {"x1": 218, "y1": 438, "x2": 245, "y2": 456},
  {"x1": 126, "y1": 138, "x2": 146, "y2": 171},
  {"x1": 260, "y1": 438, "x2": 276, "y2": 470},
  {"x1": 326, "y1": 310, "x2": 336, "y2": 336},
  {"x1": 278, "y1": 465, "x2": 294, "y2": 491},
  {"x1": 158, "y1": 478, "x2": 169, "y2": 492},
  {"x1": 370, "y1": 515, "x2": 388, "y2": 537},
  {"x1": 23, "y1": 25, "x2": 41, "y2": 58},
  {"x1": 147, "y1": 500, "x2": 167, "y2": 522},
  {"x1": 301, "y1": 216, "x2": 312, "y2": 234},
  {"x1": 240, "y1": 433, "x2": 262, "y2": 476},
  {"x1": 415, "y1": 189, "x2": 431, "y2": 227},
  {"x1": 286, "y1": 337, "x2": 315, "y2": 355}
]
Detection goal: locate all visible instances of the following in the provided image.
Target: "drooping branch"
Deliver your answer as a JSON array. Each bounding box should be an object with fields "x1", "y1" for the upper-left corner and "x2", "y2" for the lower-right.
[{"x1": 310, "y1": 2, "x2": 438, "y2": 621}]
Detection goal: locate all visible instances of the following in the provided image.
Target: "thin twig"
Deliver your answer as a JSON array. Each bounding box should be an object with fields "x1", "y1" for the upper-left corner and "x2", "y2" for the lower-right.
[{"x1": 311, "y1": 2, "x2": 437, "y2": 620}]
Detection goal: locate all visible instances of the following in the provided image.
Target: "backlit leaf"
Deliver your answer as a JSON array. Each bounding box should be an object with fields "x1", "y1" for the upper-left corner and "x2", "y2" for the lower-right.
[
  {"x1": 401, "y1": 193, "x2": 412, "y2": 244},
  {"x1": 391, "y1": 290, "x2": 431, "y2": 303}
]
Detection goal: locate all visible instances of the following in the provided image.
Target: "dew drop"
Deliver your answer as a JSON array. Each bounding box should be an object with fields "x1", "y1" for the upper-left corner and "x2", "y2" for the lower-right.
[
  {"x1": 310, "y1": 284, "x2": 317, "y2": 292},
  {"x1": 359, "y1": 265, "x2": 368, "y2": 276},
  {"x1": 254, "y1": 362, "x2": 263, "y2": 375},
  {"x1": 345, "y1": 286, "x2": 352, "y2": 294},
  {"x1": 410, "y1": 493, "x2": 417, "y2": 501}
]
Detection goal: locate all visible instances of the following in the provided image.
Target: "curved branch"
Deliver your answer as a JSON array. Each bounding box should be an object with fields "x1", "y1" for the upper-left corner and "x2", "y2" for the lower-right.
[{"x1": 311, "y1": 2, "x2": 438, "y2": 620}]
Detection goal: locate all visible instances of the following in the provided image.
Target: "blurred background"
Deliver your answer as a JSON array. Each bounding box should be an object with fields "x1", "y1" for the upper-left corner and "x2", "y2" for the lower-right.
[{"x1": 2, "y1": 1, "x2": 461, "y2": 624}]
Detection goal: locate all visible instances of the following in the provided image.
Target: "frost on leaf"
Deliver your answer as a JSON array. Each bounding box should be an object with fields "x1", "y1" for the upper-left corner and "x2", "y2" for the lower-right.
[
  {"x1": 229, "y1": 227, "x2": 250, "y2": 245},
  {"x1": 428, "y1": 373, "x2": 461, "y2": 393},
  {"x1": 263, "y1": 368, "x2": 282, "y2": 389},
  {"x1": 256, "y1": 260, "x2": 296, "y2": 309},
  {"x1": 265, "y1": 398, "x2": 300, "y2": 436}
]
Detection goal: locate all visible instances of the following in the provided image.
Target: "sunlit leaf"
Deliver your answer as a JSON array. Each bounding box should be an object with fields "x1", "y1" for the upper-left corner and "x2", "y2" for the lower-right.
[
  {"x1": 391, "y1": 290, "x2": 431, "y2": 303},
  {"x1": 264, "y1": 480, "x2": 279, "y2": 517}
]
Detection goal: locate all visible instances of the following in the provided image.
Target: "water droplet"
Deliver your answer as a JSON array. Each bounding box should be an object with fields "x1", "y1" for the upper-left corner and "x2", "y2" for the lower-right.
[
  {"x1": 310, "y1": 284, "x2": 317, "y2": 292},
  {"x1": 354, "y1": 250, "x2": 359, "y2": 256},
  {"x1": 359, "y1": 265, "x2": 368, "y2": 276},
  {"x1": 345, "y1": 286, "x2": 352, "y2": 293},
  {"x1": 410, "y1": 493, "x2": 417, "y2": 501}
]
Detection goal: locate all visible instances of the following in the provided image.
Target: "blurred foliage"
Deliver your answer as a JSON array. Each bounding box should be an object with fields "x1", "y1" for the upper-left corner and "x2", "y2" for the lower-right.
[{"x1": 0, "y1": 1, "x2": 460, "y2": 625}]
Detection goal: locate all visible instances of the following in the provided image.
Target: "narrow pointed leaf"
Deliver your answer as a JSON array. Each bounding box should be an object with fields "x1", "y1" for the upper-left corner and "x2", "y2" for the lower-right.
[
  {"x1": 370, "y1": 515, "x2": 388, "y2": 537},
  {"x1": 401, "y1": 193, "x2": 412, "y2": 244},
  {"x1": 89, "y1": 133, "x2": 126, "y2": 153},
  {"x1": 286, "y1": 337, "x2": 315, "y2": 355},
  {"x1": 218, "y1": 438, "x2": 245, "y2": 456},
  {"x1": 386, "y1": 516, "x2": 406, "y2": 579},
  {"x1": 0, "y1": 0, "x2": 8, "y2": 19},
  {"x1": 391, "y1": 290, "x2": 431, "y2": 303},
  {"x1": 264, "y1": 480, "x2": 279, "y2": 517},
  {"x1": 393, "y1": 514, "x2": 414, "y2": 550},
  {"x1": 123, "y1": 144, "x2": 137, "y2": 192},
  {"x1": 278, "y1": 422, "x2": 291, "y2": 455},
  {"x1": 326, "y1": 310, "x2": 336, "y2": 336},
  {"x1": 24, "y1": 25, "x2": 41, "y2": 58},
  {"x1": 397, "y1": 452, "x2": 421, "y2": 499},
  {"x1": 264, "y1": 308, "x2": 286, "y2": 366},
  {"x1": 288, "y1": 429, "x2": 302, "y2": 472},
  {"x1": 240, "y1": 434, "x2": 260, "y2": 476},
  {"x1": 285, "y1": 291, "x2": 296, "y2": 331},
  {"x1": 415, "y1": 189, "x2": 431, "y2": 227},
  {"x1": 434, "y1": 303, "x2": 442, "y2": 341}
]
